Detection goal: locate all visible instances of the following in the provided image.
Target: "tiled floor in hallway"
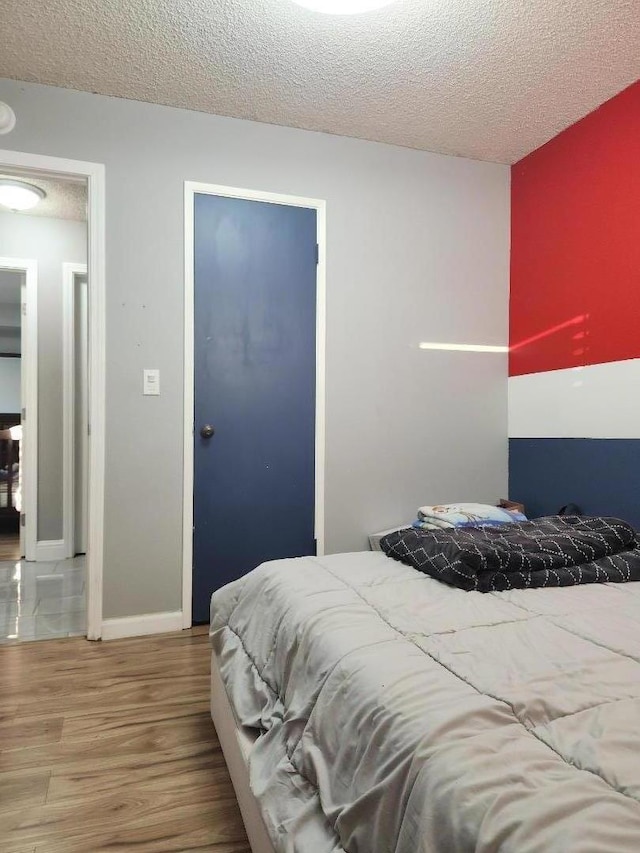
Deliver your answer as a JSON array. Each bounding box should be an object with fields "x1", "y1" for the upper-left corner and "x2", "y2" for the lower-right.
[{"x1": 0, "y1": 555, "x2": 86, "y2": 642}]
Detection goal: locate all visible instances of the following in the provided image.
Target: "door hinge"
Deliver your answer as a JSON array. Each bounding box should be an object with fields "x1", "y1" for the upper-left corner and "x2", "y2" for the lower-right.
[
  {"x1": 22, "y1": 303, "x2": 27, "y2": 316},
  {"x1": 20, "y1": 513, "x2": 25, "y2": 527},
  {"x1": 315, "y1": 244, "x2": 319, "y2": 266},
  {"x1": 21, "y1": 407, "x2": 26, "y2": 420}
]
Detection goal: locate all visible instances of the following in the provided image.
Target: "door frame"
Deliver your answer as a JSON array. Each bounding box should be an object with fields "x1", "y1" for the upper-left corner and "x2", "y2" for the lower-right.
[
  {"x1": 0, "y1": 148, "x2": 106, "y2": 641},
  {"x1": 182, "y1": 181, "x2": 327, "y2": 628},
  {"x1": 0, "y1": 256, "x2": 37, "y2": 561},
  {"x1": 63, "y1": 262, "x2": 88, "y2": 558}
]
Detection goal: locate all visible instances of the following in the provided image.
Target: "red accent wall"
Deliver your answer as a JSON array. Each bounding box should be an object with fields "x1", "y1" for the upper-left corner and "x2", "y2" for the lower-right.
[{"x1": 510, "y1": 80, "x2": 640, "y2": 377}]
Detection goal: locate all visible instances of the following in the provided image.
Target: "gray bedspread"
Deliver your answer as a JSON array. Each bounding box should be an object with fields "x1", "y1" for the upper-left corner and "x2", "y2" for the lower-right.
[{"x1": 210, "y1": 551, "x2": 640, "y2": 853}]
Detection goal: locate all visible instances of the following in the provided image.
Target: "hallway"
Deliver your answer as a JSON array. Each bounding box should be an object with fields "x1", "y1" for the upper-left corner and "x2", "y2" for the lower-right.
[{"x1": 0, "y1": 555, "x2": 85, "y2": 642}]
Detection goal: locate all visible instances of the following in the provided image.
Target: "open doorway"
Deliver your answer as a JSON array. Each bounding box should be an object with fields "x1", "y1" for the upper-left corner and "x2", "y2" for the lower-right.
[
  {"x1": 0, "y1": 257, "x2": 36, "y2": 565},
  {"x1": 0, "y1": 169, "x2": 89, "y2": 642},
  {"x1": 0, "y1": 267, "x2": 23, "y2": 560}
]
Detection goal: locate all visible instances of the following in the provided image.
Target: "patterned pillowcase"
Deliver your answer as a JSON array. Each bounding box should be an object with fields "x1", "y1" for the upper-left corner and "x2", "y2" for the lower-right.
[{"x1": 414, "y1": 502, "x2": 527, "y2": 530}]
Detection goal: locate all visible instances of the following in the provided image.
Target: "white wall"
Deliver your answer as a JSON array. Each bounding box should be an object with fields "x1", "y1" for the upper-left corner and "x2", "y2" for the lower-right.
[
  {"x1": 0, "y1": 303, "x2": 21, "y2": 326},
  {"x1": 0, "y1": 210, "x2": 87, "y2": 540},
  {"x1": 0, "y1": 335, "x2": 20, "y2": 354},
  {"x1": 0, "y1": 79, "x2": 510, "y2": 619},
  {"x1": 0, "y1": 268, "x2": 22, "y2": 354},
  {"x1": 0, "y1": 357, "x2": 21, "y2": 411}
]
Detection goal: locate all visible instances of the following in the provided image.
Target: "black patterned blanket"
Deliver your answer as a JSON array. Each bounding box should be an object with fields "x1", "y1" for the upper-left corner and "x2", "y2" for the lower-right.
[{"x1": 380, "y1": 516, "x2": 640, "y2": 592}]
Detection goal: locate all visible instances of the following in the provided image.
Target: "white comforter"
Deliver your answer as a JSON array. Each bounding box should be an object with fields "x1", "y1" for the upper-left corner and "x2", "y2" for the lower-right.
[{"x1": 210, "y1": 551, "x2": 640, "y2": 853}]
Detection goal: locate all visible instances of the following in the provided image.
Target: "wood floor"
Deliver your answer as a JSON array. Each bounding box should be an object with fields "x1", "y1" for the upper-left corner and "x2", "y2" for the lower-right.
[
  {"x1": 0, "y1": 627, "x2": 251, "y2": 853},
  {"x1": 0, "y1": 531, "x2": 20, "y2": 561}
]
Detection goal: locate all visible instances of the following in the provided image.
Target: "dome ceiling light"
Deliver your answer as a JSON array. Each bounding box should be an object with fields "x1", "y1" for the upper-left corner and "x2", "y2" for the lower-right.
[
  {"x1": 0, "y1": 179, "x2": 46, "y2": 211},
  {"x1": 0, "y1": 102, "x2": 16, "y2": 135}
]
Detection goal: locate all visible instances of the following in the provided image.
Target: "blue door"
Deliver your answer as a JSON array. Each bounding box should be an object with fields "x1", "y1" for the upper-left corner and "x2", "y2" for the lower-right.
[{"x1": 192, "y1": 194, "x2": 318, "y2": 623}]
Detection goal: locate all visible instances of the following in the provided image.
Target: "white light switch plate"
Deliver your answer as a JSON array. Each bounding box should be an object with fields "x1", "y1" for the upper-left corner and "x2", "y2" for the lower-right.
[{"x1": 143, "y1": 369, "x2": 160, "y2": 396}]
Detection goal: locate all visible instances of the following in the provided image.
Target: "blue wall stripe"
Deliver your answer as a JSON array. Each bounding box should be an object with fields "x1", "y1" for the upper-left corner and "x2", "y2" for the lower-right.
[{"x1": 509, "y1": 438, "x2": 640, "y2": 529}]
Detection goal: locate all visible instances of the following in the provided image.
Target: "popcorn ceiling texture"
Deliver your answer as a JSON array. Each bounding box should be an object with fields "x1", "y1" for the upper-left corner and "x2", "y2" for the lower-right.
[
  {"x1": 0, "y1": 173, "x2": 87, "y2": 221},
  {"x1": 0, "y1": 0, "x2": 638, "y2": 163}
]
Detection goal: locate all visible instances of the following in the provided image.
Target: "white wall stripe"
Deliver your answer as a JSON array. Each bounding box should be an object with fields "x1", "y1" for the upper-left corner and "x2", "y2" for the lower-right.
[{"x1": 509, "y1": 358, "x2": 640, "y2": 439}]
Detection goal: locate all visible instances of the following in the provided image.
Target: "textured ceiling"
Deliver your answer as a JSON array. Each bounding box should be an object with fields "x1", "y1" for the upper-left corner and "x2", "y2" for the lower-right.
[
  {"x1": 0, "y1": 171, "x2": 87, "y2": 221},
  {"x1": 0, "y1": 0, "x2": 638, "y2": 163}
]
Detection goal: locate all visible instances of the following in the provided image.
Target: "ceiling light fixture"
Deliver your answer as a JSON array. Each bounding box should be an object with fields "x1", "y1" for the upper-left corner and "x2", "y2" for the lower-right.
[
  {"x1": 0, "y1": 102, "x2": 16, "y2": 135},
  {"x1": 0, "y1": 179, "x2": 46, "y2": 211},
  {"x1": 291, "y1": 0, "x2": 396, "y2": 14}
]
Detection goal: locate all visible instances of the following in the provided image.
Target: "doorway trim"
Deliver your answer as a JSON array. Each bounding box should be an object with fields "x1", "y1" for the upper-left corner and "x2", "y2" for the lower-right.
[
  {"x1": 0, "y1": 256, "x2": 37, "y2": 562},
  {"x1": 182, "y1": 181, "x2": 327, "y2": 629},
  {"x1": 63, "y1": 262, "x2": 88, "y2": 559},
  {"x1": 0, "y1": 148, "x2": 106, "y2": 641}
]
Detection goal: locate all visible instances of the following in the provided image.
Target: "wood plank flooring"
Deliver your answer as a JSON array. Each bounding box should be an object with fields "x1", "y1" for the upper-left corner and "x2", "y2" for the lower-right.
[
  {"x1": 0, "y1": 532, "x2": 20, "y2": 562},
  {"x1": 0, "y1": 627, "x2": 251, "y2": 853}
]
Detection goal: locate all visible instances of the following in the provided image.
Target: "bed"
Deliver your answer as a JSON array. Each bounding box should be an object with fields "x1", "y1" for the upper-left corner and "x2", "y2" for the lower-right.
[{"x1": 209, "y1": 529, "x2": 640, "y2": 853}]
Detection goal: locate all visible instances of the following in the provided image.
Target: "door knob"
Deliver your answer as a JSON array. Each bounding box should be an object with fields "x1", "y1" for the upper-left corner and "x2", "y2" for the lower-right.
[{"x1": 200, "y1": 424, "x2": 215, "y2": 439}]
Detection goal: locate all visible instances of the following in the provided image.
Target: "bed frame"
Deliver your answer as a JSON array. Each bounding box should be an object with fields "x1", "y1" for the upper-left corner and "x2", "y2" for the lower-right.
[{"x1": 210, "y1": 650, "x2": 276, "y2": 853}]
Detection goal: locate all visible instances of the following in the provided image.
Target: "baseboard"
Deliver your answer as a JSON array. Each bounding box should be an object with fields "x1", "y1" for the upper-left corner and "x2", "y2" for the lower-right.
[
  {"x1": 101, "y1": 610, "x2": 184, "y2": 641},
  {"x1": 34, "y1": 539, "x2": 68, "y2": 562}
]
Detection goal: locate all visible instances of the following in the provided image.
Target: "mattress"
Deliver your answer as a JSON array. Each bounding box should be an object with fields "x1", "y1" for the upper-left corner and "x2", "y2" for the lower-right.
[{"x1": 209, "y1": 550, "x2": 640, "y2": 853}]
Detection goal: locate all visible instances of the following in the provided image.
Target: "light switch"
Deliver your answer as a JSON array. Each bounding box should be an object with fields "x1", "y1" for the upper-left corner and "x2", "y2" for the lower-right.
[{"x1": 143, "y1": 369, "x2": 160, "y2": 396}]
